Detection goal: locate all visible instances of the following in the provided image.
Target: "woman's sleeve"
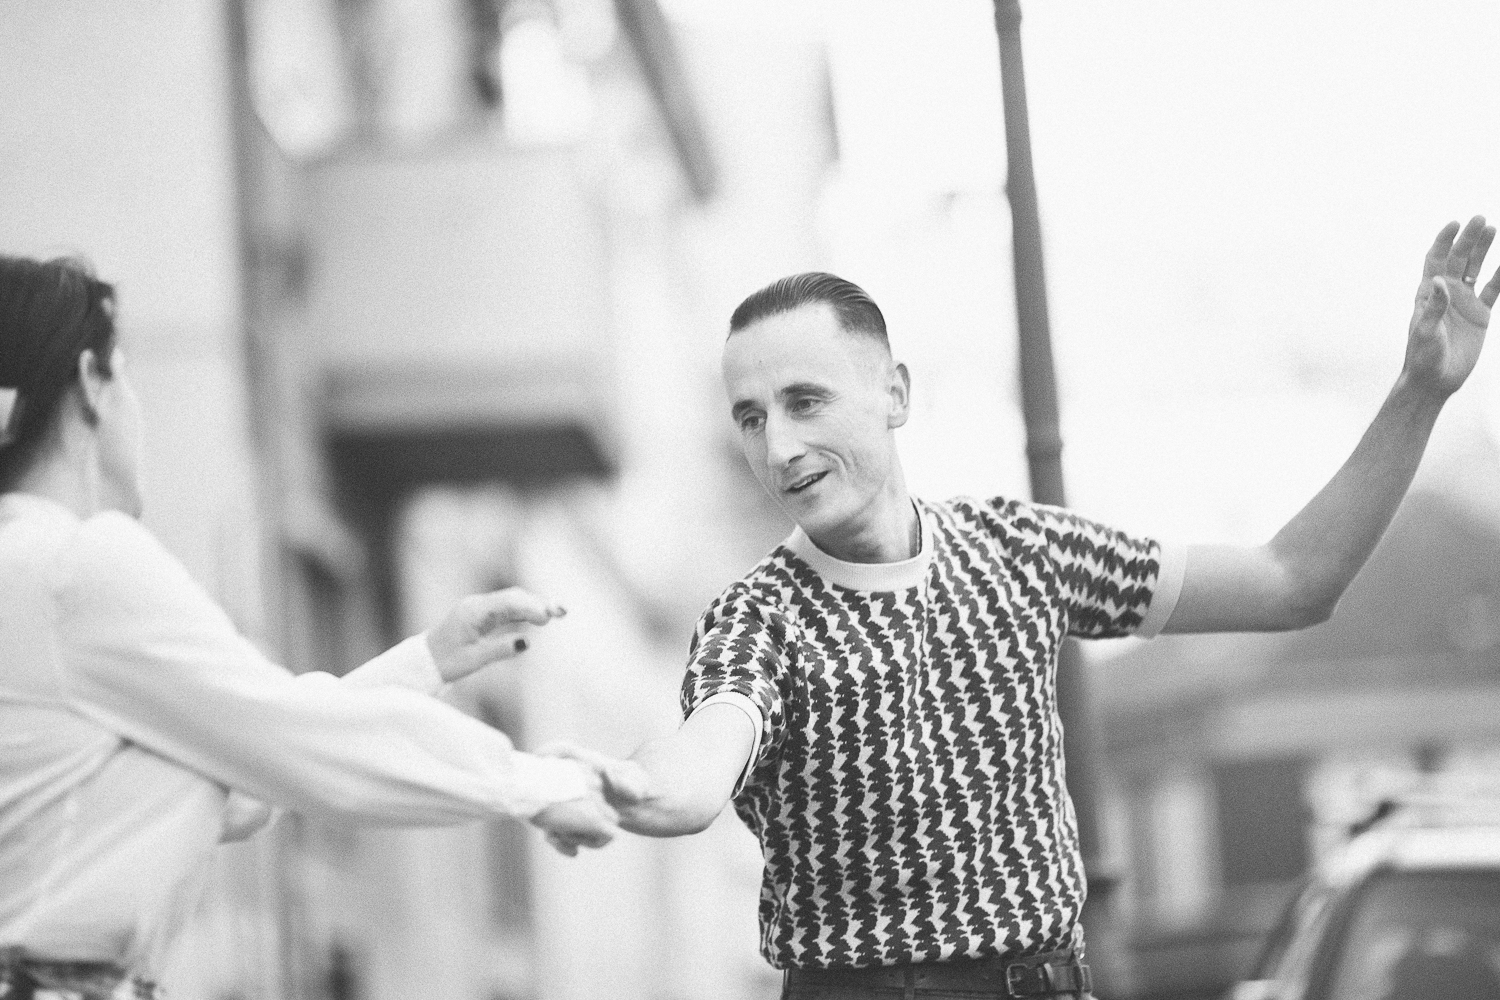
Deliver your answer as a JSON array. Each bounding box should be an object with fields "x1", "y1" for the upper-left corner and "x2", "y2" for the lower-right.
[{"x1": 53, "y1": 513, "x2": 590, "y2": 826}]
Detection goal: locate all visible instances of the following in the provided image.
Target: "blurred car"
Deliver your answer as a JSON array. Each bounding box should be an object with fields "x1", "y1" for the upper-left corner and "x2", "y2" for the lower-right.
[{"x1": 1228, "y1": 793, "x2": 1500, "y2": 1000}]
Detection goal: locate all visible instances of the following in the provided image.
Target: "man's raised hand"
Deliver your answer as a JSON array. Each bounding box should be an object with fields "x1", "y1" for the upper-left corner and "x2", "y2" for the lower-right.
[
  {"x1": 424, "y1": 587, "x2": 566, "y2": 684},
  {"x1": 1406, "y1": 215, "x2": 1499, "y2": 397}
]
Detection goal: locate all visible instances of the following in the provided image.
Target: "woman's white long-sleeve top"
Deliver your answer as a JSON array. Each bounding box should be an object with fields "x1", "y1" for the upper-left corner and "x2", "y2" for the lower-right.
[{"x1": 0, "y1": 492, "x2": 590, "y2": 976}]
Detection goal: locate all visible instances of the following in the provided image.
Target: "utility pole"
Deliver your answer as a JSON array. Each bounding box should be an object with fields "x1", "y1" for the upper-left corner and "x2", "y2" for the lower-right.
[{"x1": 992, "y1": 0, "x2": 1117, "y2": 944}]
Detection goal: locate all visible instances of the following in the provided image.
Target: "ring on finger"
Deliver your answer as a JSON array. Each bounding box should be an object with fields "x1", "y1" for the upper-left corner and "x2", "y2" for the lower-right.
[{"x1": 1463, "y1": 275, "x2": 1478, "y2": 285}]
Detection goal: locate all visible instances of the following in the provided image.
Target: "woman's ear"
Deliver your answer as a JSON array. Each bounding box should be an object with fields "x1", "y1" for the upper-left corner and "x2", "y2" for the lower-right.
[
  {"x1": 75, "y1": 349, "x2": 106, "y2": 425},
  {"x1": 887, "y1": 361, "x2": 912, "y2": 429}
]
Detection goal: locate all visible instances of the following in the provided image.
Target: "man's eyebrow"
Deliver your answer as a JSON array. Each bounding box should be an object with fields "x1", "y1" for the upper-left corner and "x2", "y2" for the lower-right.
[{"x1": 779, "y1": 382, "x2": 834, "y2": 399}]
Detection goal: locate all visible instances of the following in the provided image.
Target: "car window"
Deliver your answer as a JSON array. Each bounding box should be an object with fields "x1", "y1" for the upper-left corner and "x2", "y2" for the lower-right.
[
  {"x1": 1321, "y1": 870, "x2": 1500, "y2": 1000},
  {"x1": 1251, "y1": 878, "x2": 1336, "y2": 1000},
  {"x1": 1251, "y1": 880, "x2": 1315, "y2": 976}
]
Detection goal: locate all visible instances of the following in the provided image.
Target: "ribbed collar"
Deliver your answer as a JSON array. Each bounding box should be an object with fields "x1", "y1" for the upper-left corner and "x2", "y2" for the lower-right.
[{"x1": 784, "y1": 501, "x2": 934, "y2": 593}]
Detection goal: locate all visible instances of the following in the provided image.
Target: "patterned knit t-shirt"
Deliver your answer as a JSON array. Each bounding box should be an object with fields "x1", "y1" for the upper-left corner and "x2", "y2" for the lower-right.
[{"x1": 680, "y1": 495, "x2": 1185, "y2": 971}]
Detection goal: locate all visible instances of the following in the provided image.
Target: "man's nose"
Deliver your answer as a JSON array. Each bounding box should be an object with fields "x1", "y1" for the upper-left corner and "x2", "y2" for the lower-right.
[{"x1": 763, "y1": 412, "x2": 805, "y2": 469}]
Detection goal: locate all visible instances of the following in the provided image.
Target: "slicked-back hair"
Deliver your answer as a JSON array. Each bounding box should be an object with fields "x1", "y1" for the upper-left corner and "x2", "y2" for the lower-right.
[{"x1": 728, "y1": 272, "x2": 889, "y2": 350}]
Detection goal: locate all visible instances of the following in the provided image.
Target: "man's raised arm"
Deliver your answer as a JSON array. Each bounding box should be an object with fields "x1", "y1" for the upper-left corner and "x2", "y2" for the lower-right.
[{"x1": 1164, "y1": 216, "x2": 1500, "y2": 634}]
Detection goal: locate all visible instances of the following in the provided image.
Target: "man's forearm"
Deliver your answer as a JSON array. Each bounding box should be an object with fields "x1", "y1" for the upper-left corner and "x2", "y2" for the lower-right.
[
  {"x1": 617, "y1": 740, "x2": 726, "y2": 837},
  {"x1": 615, "y1": 705, "x2": 753, "y2": 837},
  {"x1": 1266, "y1": 371, "x2": 1444, "y2": 623}
]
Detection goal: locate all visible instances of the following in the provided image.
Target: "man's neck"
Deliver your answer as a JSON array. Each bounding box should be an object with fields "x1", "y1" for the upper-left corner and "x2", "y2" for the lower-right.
[{"x1": 809, "y1": 491, "x2": 920, "y2": 565}]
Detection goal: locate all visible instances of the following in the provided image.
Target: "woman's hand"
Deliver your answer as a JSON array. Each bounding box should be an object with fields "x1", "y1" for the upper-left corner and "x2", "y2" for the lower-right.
[
  {"x1": 424, "y1": 587, "x2": 566, "y2": 684},
  {"x1": 219, "y1": 790, "x2": 276, "y2": 843},
  {"x1": 530, "y1": 793, "x2": 621, "y2": 856}
]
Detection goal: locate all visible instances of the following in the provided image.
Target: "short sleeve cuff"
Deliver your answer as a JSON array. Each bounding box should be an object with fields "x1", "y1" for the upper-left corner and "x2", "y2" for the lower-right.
[
  {"x1": 690, "y1": 692, "x2": 763, "y2": 795},
  {"x1": 1136, "y1": 541, "x2": 1187, "y2": 639}
]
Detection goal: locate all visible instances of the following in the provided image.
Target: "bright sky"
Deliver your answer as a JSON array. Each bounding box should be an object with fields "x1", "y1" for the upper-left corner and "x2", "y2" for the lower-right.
[{"x1": 667, "y1": 0, "x2": 1500, "y2": 544}]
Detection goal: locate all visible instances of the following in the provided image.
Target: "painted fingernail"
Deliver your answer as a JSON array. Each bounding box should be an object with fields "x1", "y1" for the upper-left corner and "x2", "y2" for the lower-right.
[{"x1": 515, "y1": 637, "x2": 529, "y2": 653}]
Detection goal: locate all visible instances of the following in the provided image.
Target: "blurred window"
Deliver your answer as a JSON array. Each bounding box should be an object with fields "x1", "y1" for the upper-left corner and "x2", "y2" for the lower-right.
[{"x1": 1215, "y1": 756, "x2": 1312, "y2": 885}]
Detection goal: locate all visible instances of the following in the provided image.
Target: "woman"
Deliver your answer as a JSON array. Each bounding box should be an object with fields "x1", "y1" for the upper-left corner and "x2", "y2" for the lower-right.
[{"x1": 0, "y1": 256, "x2": 619, "y2": 999}]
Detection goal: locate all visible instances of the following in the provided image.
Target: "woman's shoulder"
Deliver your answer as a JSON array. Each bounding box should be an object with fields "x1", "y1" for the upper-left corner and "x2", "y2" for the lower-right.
[
  {"x1": 58, "y1": 509, "x2": 208, "y2": 611},
  {"x1": 72, "y1": 509, "x2": 169, "y2": 557}
]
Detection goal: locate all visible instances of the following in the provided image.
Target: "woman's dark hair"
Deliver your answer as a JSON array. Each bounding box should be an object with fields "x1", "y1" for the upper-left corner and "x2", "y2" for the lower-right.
[
  {"x1": 0, "y1": 256, "x2": 118, "y2": 489},
  {"x1": 728, "y1": 272, "x2": 889, "y2": 349}
]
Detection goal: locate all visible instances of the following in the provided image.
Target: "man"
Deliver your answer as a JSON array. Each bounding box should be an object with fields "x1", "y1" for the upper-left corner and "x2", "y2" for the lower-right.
[{"x1": 553, "y1": 218, "x2": 1499, "y2": 998}]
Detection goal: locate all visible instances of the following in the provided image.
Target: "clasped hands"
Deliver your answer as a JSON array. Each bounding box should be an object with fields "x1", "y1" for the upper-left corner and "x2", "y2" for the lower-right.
[{"x1": 529, "y1": 745, "x2": 652, "y2": 856}]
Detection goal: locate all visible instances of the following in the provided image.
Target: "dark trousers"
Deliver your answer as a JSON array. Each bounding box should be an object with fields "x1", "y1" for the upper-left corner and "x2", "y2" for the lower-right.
[
  {"x1": 783, "y1": 988, "x2": 1095, "y2": 1000},
  {"x1": 781, "y1": 948, "x2": 1094, "y2": 1000}
]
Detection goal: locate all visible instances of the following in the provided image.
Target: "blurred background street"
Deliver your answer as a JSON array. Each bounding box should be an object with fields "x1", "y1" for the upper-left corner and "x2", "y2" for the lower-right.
[{"x1": 3, "y1": 2, "x2": 1499, "y2": 999}]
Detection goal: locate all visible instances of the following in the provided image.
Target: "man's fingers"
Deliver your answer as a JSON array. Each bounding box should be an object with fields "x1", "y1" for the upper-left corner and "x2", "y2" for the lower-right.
[
  {"x1": 1445, "y1": 216, "x2": 1486, "y2": 279},
  {"x1": 1481, "y1": 268, "x2": 1500, "y2": 310},
  {"x1": 534, "y1": 743, "x2": 650, "y2": 804},
  {"x1": 1465, "y1": 225, "x2": 1496, "y2": 285},
  {"x1": 1426, "y1": 220, "x2": 1462, "y2": 276}
]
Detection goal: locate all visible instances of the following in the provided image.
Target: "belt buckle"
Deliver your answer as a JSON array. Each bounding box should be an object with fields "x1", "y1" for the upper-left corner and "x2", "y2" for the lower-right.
[{"x1": 1005, "y1": 960, "x2": 1038, "y2": 996}]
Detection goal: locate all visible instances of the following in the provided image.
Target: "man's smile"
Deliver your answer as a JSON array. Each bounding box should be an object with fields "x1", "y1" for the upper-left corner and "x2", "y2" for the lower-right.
[{"x1": 784, "y1": 470, "x2": 829, "y2": 494}]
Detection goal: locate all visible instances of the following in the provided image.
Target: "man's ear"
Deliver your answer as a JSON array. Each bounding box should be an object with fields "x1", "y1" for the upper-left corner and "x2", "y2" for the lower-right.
[
  {"x1": 887, "y1": 362, "x2": 911, "y2": 428},
  {"x1": 75, "y1": 349, "x2": 106, "y2": 425}
]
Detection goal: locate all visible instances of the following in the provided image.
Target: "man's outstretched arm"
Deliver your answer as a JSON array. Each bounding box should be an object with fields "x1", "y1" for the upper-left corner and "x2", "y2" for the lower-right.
[
  {"x1": 1164, "y1": 216, "x2": 1500, "y2": 634},
  {"x1": 542, "y1": 703, "x2": 754, "y2": 839}
]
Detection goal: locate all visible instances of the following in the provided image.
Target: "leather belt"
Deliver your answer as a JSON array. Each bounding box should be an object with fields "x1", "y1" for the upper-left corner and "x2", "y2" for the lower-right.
[
  {"x1": 784, "y1": 947, "x2": 1092, "y2": 998},
  {"x1": 0, "y1": 949, "x2": 158, "y2": 1000}
]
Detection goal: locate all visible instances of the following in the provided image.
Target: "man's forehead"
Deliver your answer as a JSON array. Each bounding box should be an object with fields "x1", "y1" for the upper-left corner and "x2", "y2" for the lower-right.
[{"x1": 722, "y1": 303, "x2": 883, "y2": 383}]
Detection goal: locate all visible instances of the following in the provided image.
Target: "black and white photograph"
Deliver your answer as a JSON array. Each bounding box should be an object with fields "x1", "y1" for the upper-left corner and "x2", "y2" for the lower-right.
[{"x1": 2, "y1": 3, "x2": 1499, "y2": 1000}]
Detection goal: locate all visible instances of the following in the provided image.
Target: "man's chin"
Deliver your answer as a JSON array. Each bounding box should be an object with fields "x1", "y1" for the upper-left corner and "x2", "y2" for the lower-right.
[{"x1": 784, "y1": 495, "x2": 847, "y2": 540}]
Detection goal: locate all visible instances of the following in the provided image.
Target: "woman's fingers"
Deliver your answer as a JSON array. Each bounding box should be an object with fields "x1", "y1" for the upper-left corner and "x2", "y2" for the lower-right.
[{"x1": 467, "y1": 588, "x2": 564, "y2": 632}]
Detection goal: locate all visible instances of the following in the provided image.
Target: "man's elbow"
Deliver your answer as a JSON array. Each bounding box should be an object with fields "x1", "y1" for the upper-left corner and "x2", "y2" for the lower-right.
[{"x1": 1279, "y1": 584, "x2": 1342, "y2": 630}]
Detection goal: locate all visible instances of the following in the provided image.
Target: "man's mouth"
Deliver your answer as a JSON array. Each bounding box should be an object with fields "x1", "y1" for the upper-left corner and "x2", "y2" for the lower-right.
[{"x1": 784, "y1": 471, "x2": 828, "y2": 494}]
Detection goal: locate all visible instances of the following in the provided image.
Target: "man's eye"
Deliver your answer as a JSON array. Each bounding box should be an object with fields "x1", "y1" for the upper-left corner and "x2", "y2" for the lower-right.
[
  {"x1": 790, "y1": 397, "x2": 820, "y2": 414},
  {"x1": 739, "y1": 414, "x2": 764, "y2": 432}
]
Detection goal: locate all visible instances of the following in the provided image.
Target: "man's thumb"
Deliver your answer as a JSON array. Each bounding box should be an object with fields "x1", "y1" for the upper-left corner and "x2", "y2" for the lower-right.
[{"x1": 1422, "y1": 276, "x2": 1452, "y2": 323}]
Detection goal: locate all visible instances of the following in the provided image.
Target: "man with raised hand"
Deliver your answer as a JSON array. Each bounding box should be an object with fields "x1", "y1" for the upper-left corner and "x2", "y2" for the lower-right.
[{"x1": 557, "y1": 217, "x2": 1499, "y2": 999}]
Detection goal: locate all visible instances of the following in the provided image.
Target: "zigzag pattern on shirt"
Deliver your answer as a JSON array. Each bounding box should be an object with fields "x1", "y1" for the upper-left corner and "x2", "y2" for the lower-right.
[{"x1": 681, "y1": 495, "x2": 1160, "y2": 971}]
